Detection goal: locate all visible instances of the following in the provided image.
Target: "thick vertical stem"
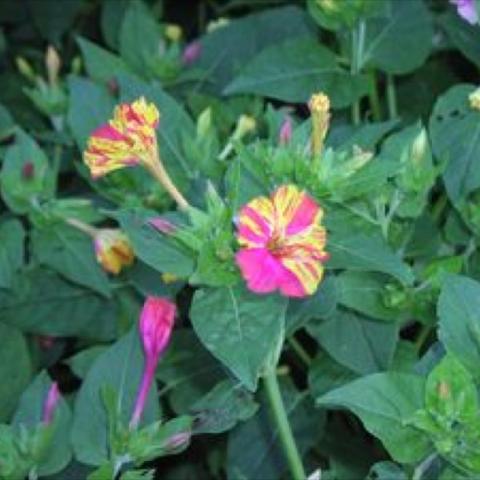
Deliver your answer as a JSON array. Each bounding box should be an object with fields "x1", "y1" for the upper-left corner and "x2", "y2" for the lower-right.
[
  {"x1": 129, "y1": 360, "x2": 156, "y2": 429},
  {"x1": 368, "y1": 71, "x2": 382, "y2": 121},
  {"x1": 386, "y1": 74, "x2": 398, "y2": 120},
  {"x1": 263, "y1": 369, "x2": 306, "y2": 480}
]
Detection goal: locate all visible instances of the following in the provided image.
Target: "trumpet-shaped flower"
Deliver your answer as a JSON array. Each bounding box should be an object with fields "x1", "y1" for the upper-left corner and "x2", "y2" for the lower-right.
[
  {"x1": 84, "y1": 97, "x2": 160, "y2": 178},
  {"x1": 130, "y1": 297, "x2": 176, "y2": 428},
  {"x1": 235, "y1": 185, "x2": 328, "y2": 298},
  {"x1": 94, "y1": 228, "x2": 134, "y2": 275}
]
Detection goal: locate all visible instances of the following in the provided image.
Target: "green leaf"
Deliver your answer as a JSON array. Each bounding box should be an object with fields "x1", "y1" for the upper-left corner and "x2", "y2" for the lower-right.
[
  {"x1": 196, "y1": 5, "x2": 314, "y2": 92},
  {"x1": 429, "y1": 84, "x2": 480, "y2": 203},
  {"x1": 0, "y1": 322, "x2": 31, "y2": 421},
  {"x1": 227, "y1": 379, "x2": 323, "y2": 480},
  {"x1": 0, "y1": 129, "x2": 55, "y2": 214},
  {"x1": 0, "y1": 219, "x2": 24, "y2": 289},
  {"x1": 0, "y1": 269, "x2": 117, "y2": 340},
  {"x1": 31, "y1": 224, "x2": 111, "y2": 298},
  {"x1": 119, "y1": 0, "x2": 162, "y2": 75},
  {"x1": 113, "y1": 209, "x2": 196, "y2": 278},
  {"x1": 190, "y1": 285, "x2": 288, "y2": 391},
  {"x1": 328, "y1": 231, "x2": 414, "y2": 285},
  {"x1": 317, "y1": 373, "x2": 431, "y2": 463},
  {"x1": 77, "y1": 37, "x2": 132, "y2": 84},
  {"x1": 71, "y1": 328, "x2": 160, "y2": 466},
  {"x1": 224, "y1": 38, "x2": 368, "y2": 108},
  {"x1": 308, "y1": 311, "x2": 398, "y2": 375},
  {"x1": 192, "y1": 379, "x2": 259, "y2": 434},
  {"x1": 101, "y1": 0, "x2": 130, "y2": 50},
  {"x1": 67, "y1": 76, "x2": 115, "y2": 150},
  {"x1": 336, "y1": 271, "x2": 400, "y2": 322},
  {"x1": 439, "y1": 12, "x2": 480, "y2": 69},
  {"x1": 438, "y1": 275, "x2": 480, "y2": 380},
  {"x1": 360, "y1": 0, "x2": 433, "y2": 74},
  {"x1": 12, "y1": 371, "x2": 72, "y2": 476},
  {"x1": 66, "y1": 346, "x2": 108, "y2": 380},
  {"x1": 0, "y1": 103, "x2": 15, "y2": 141}
]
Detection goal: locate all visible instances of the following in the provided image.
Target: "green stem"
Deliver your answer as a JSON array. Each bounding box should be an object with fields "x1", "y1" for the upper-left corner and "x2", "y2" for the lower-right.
[
  {"x1": 288, "y1": 337, "x2": 312, "y2": 367},
  {"x1": 350, "y1": 21, "x2": 366, "y2": 126},
  {"x1": 368, "y1": 71, "x2": 381, "y2": 121},
  {"x1": 414, "y1": 324, "x2": 432, "y2": 354},
  {"x1": 263, "y1": 370, "x2": 306, "y2": 480},
  {"x1": 386, "y1": 74, "x2": 398, "y2": 120}
]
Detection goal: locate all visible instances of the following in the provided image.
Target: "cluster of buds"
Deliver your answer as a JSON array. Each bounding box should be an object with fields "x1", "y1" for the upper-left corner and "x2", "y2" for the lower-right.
[{"x1": 130, "y1": 297, "x2": 176, "y2": 428}]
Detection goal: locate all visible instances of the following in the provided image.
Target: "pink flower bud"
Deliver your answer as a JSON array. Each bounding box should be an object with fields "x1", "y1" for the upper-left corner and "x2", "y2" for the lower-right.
[
  {"x1": 37, "y1": 335, "x2": 55, "y2": 350},
  {"x1": 182, "y1": 41, "x2": 201, "y2": 66},
  {"x1": 22, "y1": 162, "x2": 34, "y2": 179},
  {"x1": 130, "y1": 297, "x2": 176, "y2": 429},
  {"x1": 148, "y1": 217, "x2": 176, "y2": 234},
  {"x1": 165, "y1": 431, "x2": 191, "y2": 452},
  {"x1": 278, "y1": 116, "x2": 292, "y2": 145},
  {"x1": 42, "y1": 382, "x2": 60, "y2": 425}
]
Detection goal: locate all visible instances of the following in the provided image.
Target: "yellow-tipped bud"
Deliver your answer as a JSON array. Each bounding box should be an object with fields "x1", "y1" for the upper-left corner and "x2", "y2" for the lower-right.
[
  {"x1": 206, "y1": 17, "x2": 230, "y2": 33},
  {"x1": 469, "y1": 87, "x2": 480, "y2": 111},
  {"x1": 16, "y1": 56, "x2": 36, "y2": 82},
  {"x1": 162, "y1": 272, "x2": 178, "y2": 284},
  {"x1": 197, "y1": 107, "x2": 212, "y2": 138},
  {"x1": 165, "y1": 24, "x2": 183, "y2": 42},
  {"x1": 309, "y1": 92, "x2": 331, "y2": 158},
  {"x1": 233, "y1": 114, "x2": 256, "y2": 140},
  {"x1": 411, "y1": 128, "x2": 429, "y2": 166},
  {"x1": 46, "y1": 45, "x2": 61, "y2": 86}
]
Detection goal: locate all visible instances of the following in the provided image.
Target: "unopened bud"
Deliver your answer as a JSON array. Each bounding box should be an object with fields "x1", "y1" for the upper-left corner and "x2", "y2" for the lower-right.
[
  {"x1": 197, "y1": 107, "x2": 212, "y2": 138},
  {"x1": 22, "y1": 162, "x2": 35, "y2": 179},
  {"x1": 165, "y1": 24, "x2": 183, "y2": 42},
  {"x1": 46, "y1": 45, "x2": 61, "y2": 86},
  {"x1": 309, "y1": 92, "x2": 331, "y2": 158},
  {"x1": 42, "y1": 382, "x2": 60, "y2": 425},
  {"x1": 278, "y1": 116, "x2": 293, "y2": 145},
  {"x1": 411, "y1": 128, "x2": 429, "y2": 166},
  {"x1": 233, "y1": 114, "x2": 256, "y2": 140},
  {"x1": 71, "y1": 56, "x2": 82, "y2": 75},
  {"x1": 149, "y1": 217, "x2": 175, "y2": 234},
  {"x1": 94, "y1": 228, "x2": 134, "y2": 275},
  {"x1": 165, "y1": 431, "x2": 190, "y2": 452},
  {"x1": 162, "y1": 272, "x2": 178, "y2": 284},
  {"x1": 206, "y1": 17, "x2": 230, "y2": 33},
  {"x1": 16, "y1": 56, "x2": 36, "y2": 82},
  {"x1": 469, "y1": 87, "x2": 480, "y2": 111},
  {"x1": 182, "y1": 41, "x2": 201, "y2": 66}
]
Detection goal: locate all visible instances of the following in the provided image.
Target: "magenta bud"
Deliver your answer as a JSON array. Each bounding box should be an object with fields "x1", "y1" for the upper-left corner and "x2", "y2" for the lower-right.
[
  {"x1": 278, "y1": 116, "x2": 292, "y2": 145},
  {"x1": 149, "y1": 217, "x2": 176, "y2": 234},
  {"x1": 182, "y1": 41, "x2": 201, "y2": 66},
  {"x1": 130, "y1": 297, "x2": 176, "y2": 429},
  {"x1": 165, "y1": 431, "x2": 191, "y2": 451},
  {"x1": 22, "y1": 162, "x2": 35, "y2": 179},
  {"x1": 42, "y1": 382, "x2": 60, "y2": 425}
]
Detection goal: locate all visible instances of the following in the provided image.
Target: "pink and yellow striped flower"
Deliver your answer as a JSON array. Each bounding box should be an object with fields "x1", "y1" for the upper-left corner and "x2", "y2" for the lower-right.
[
  {"x1": 235, "y1": 185, "x2": 328, "y2": 298},
  {"x1": 94, "y1": 228, "x2": 134, "y2": 275},
  {"x1": 84, "y1": 97, "x2": 160, "y2": 178}
]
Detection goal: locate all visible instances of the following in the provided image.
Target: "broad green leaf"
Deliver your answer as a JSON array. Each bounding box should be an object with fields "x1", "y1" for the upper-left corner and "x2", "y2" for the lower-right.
[
  {"x1": 336, "y1": 271, "x2": 400, "y2": 321},
  {"x1": 317, "y1": 373, "x2": 431, "y2": 463},
  {"x1": 225, "y1": 38, "x2": 368, "y2": 108},
  {"x1": 100, "y1": 0, "x2": 130, "y2": 50},
  {"x1": 439, "y1": 12, "x2": 480, "y2": 69},
  {"x1": 328, "y1": 231, "x2": 414, "y2": 285},
  {"x1": 0, "y1": 269, "x2": 117, "y2": 340},
  {"x1": 360, "y1": 0, "x2": 433, "y2": 74},
  {"x1": 113, "y1": 209, "x2": 196, "y2": 278},
  {"x1": 66, "y1": 346, "x2": 108, "y2": 380},
  {"x1": 192, "y1": 380, "x2": 259, "y2": 434},
  {"x1": 119, "y1": 0, "x2": 161, "y2": 75},
  {"x1": 0, "y1": 103, "x2": 15, "y2": 141},
  {"x1": 308, "y1": 311, "x2": 398, "y2": 375},
  {"x1": 367, "y1": 462, "x2": 407, "y2": 480},
  {"x1": 0, "y1": 129, "x2": 55, "y2": 214},
  {"x1": 227, "y1": 379, "x2": 323, "y2": 480},
  {"x1": 429, "y1": 84, "x2": 480, "y2": 203},
  {"x1": 0, "y1": 322, "x2": 31, "y2": 421},
  {"x1": 71, "y1": 328, "x2": 160, "y2": 466},
  {"x1": 190, "y1": 285, "x2": 288, "y2": 391},
  {"x1": 77, "y1": 37, "x2": 132, "y2": 84},
  {"x1": 0, "y1": 219, "x2": 24, "y2": 289},
  {"x1": 308, "y1": 352, "x2": 357, "y2": 398},
  {"x1": 438, "y1": 275, "x2": 480, "y2": 380},
  {"x1": 31, "y1": 224, "x2": 111, "y2": 298},
  {"x1": 67, "y1": 76, "x2": 115, "y2": 150},
  {"x1": 13, "y1": 371, "x2": 72, "y2": 476},
  {"x1": 196, "y1": 6, "x2": 314, "y2": 92},
  {"x1": 156, "y1": 330, "x2": 225, "y2": 414}
]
